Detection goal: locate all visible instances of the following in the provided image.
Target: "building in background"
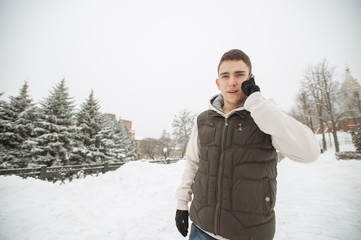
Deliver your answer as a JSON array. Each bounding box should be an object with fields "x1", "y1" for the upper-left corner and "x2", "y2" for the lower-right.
[
  {"x1": 121, "y1": 119, "x2": 135, "y2": 142},
  {"x1": 103, "y1": 113, "x2": 135, "y2": 142},
  {"x1": 337, "y1": 66, "x2": 361, "y2": 131},
  {"x1": 102, "y1": 114, "x2": 189, "y2": 160},
  {"x1": 314, "y1": 67, "x2": 361, "y2": 134}
]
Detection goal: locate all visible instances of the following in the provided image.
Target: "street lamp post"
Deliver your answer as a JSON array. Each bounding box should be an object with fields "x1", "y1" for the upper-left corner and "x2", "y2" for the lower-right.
[{"x1": 163, "y1": 147, "x2": 168, "y2": 160}]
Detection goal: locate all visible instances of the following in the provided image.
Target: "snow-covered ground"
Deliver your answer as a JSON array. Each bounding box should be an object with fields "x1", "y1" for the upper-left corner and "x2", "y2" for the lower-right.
[{"x1": 1, "y1": 140, "x2": 361, "y2": 240}]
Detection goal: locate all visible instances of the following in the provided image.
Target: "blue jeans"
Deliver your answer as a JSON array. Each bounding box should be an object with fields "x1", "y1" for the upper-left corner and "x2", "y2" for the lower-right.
[{"x1": 189, "y1": 223, "x2": 218, "y2": 240}]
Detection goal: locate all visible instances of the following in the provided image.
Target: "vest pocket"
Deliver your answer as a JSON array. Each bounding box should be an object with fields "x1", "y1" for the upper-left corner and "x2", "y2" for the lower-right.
[
  {"x1": 231, "y1": 178, "x2": 275, "y2": 227},
  {"x1": 198, "y1": 120, "x2": 216, "y2": 146},
  {"x1": 231, "y1": 179, "x2": 265, "y2": 214},
  {"x1": 264, "y1": 179, "x2": 277, "y2": 215},
  {"x1": 233, "y1": 122, "x2": 269, "y2": 146}
]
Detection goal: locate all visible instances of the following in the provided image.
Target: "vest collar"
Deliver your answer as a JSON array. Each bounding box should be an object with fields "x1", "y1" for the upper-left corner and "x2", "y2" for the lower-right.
[{"x1": 209, "y1": 94, "x2": 246, "y2": 118}]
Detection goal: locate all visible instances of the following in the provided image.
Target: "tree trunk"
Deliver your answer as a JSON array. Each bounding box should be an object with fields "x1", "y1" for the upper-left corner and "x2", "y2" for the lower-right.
[
  {"x1": 320, "y1": 120, "x2": 327, "y2": 151},
  {"x1": 331, "y1": 120, "x2": 340, "y2": 152},
  {"x1": 309, "y1": 116, "x2": 314, "y2": 133}
]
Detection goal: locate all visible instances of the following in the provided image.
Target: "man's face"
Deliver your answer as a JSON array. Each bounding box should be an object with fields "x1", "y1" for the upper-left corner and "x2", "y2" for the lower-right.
[{"x1": 216, "y1": 60, "x2": 250, "y2": 111}]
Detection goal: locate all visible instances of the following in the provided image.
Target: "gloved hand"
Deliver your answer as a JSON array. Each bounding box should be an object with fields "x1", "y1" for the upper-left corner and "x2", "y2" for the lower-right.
[
  {"x1": 175, "y1": 210, "x2": 189, "y2": 237},
  {"x1": 241, "y1": 74, "x2": 260, "y2": 96}
]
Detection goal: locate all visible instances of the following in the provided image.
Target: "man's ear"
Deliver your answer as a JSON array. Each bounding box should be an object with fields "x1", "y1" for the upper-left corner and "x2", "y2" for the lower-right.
[{"x1": 216, "y1": 78, "x2": 220, "y2": 90}]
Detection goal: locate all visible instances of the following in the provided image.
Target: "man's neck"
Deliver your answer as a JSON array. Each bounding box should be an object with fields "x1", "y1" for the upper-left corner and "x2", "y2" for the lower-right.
[{"x1": 222, "y1": 104, "x2": 237, "y2": 114}]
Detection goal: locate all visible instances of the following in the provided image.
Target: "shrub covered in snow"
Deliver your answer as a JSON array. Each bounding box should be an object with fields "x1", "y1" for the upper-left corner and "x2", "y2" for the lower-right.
[
  {"x1": 335, "y1": 151, "x2": 361, "y2": 160},
  {"x1": 351, "y1": 125, "x2": 361, "y2": 152}
]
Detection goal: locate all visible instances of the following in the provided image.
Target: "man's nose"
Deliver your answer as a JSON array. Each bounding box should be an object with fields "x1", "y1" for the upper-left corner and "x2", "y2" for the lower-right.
[{"x1": 228, "y1": 77, "x2": 237, "y2": 85}]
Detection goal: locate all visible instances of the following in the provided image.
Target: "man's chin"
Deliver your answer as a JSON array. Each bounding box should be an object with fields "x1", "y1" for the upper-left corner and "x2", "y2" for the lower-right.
[{"x1": 225, "y1": 96, "x2": 245, "y2": 105}]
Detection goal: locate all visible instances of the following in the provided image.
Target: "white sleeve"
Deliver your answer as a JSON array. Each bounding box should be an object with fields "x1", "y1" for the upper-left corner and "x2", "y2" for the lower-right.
[
  {"x1": 175, "y1": 122, "x2": 200, "y2": 210},
  {"x1": 244, "y1": 92, "x2": 320, "y2": 163}
]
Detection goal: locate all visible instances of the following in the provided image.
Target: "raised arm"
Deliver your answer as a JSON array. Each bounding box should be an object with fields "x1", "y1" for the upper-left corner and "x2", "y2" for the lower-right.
[{"x1": 244, "y1": 92, "x2": 320, "y2": 163}]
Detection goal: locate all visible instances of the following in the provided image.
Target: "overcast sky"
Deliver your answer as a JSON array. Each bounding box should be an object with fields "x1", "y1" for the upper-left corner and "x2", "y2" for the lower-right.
[{"x1": 0, "y1": 0, "x2": 360, "y2": 139}]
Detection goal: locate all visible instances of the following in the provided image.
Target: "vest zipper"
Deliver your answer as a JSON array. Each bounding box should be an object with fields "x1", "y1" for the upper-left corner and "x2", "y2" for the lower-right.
[{"x1": 214, "y1": 117, "x2": 228, "y2": 235}]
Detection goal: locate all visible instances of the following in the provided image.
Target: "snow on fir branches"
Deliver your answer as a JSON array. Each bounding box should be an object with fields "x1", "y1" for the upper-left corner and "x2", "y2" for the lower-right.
[{"x1": 0, "y1": 80, "x2": 135, "y2": 169}]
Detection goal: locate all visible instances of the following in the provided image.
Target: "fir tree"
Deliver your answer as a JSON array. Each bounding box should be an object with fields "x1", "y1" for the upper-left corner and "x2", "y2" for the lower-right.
[
  {"x1": 31, "y1": 79, "x2": 76, "y2": 167},
  {"x1": 98, "y1": 121, "x2": 115, "y2": 162},
  {"x1": 0, "y1": 92, "x2": 13, "y2": 168},
  {"x1": 113, "y1": 119, "x2": 136, "y2": 162},
  {"x1": 0, "y1": 83, "x2": 38, "y2": 168},
  {"x1": 19, "y1": 105, "x2": 41, "y2": 167},
  {"x1": 74, "y1": 90, "x2": 105, "y2": 164},
  {"x1": 99, "y1": 117, "x2": 136, "y2": 163},
  {"x1": 0, "y1": 92, "x2": 19, "y2": 150}
]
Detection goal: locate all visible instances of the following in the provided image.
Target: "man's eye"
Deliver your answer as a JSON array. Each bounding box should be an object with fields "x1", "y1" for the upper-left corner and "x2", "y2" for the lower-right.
[{"x1": 222, "y1": 76, "x2": 229, "y2": 79}]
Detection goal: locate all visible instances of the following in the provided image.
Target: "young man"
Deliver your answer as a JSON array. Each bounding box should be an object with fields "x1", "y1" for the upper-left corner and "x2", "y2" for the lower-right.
[{"x1": 175, "y1": 49, "x2": 320, "y2": 240}]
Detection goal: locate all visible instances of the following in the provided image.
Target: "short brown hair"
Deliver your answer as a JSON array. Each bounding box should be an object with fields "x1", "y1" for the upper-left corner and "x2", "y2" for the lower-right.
[{"x1": 217, "y1": 49, "x2": 252, "y2": 74}]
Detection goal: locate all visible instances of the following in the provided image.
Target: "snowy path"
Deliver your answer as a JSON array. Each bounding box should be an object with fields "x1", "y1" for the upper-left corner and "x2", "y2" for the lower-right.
[{"x1": 1, "y1": 148, "x2": 361, "y2": 240}]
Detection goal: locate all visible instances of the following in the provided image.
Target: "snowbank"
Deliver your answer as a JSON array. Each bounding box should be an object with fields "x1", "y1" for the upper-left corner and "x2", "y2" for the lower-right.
[{"x1": 1, "y1": 146, "x2": 361, "y2": 240}]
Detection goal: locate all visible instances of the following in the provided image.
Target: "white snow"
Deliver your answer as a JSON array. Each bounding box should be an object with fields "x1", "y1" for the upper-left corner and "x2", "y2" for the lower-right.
[{"x1": 1, "y1": 142, "x2": 361, "y2": 240}]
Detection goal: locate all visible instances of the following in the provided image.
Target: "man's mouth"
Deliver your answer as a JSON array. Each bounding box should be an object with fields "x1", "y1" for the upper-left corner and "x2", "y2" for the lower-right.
[{"x1": 227, "y1": 90, "x2": 238, "y2": 93}]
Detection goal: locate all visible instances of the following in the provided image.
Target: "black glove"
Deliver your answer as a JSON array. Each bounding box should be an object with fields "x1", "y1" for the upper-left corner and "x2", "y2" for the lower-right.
[
  {"x1": 241, "y1": 74, "x2": 260, "y2": 96},
  {"x1": 175, "y1": 210, "x2": 189, "y2": 237}
]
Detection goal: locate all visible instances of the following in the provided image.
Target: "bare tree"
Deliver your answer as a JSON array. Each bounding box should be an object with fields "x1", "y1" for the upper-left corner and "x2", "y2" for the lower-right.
[
  {"x1": 355, "y1": 91, "x2": 361, "y2": 113},
  {"x1": 172, "y1": 109, "x2": 196, "y2": 157},
  {"x1": 303, "y1": 64, "x2": 328, "y2": 151},
  {"x1": 139, "y1": 138, "x2": 161, "y2": 159},
  {"x1": 292, "y1": 90, "x2": 315, "y2": 132},
  {"x1": 303, "y1": 59, "x2": 345, "y2": 152},
  {"x1": 350, "y1": 91, "x2": 361, "y2": 115},
  {"x1": 317, "y1": 60, "x2": 342, "y2": 152}
]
